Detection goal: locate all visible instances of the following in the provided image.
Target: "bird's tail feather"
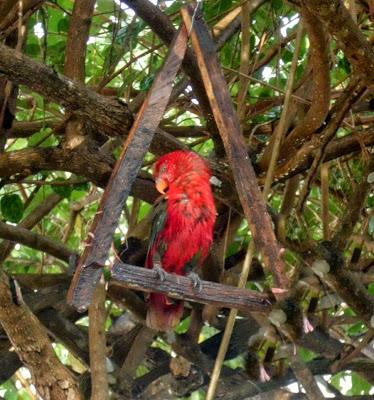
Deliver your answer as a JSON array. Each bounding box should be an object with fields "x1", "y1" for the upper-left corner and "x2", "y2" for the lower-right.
[{"x1": 146, "y1": 293, "x2": 184, "y2": 331}]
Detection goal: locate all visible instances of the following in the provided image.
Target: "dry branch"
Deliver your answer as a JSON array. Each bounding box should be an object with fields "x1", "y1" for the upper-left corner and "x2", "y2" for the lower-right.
[
  {"x1": 111, "y1": 262, "x2": 272, "y2": 313},
  {"x1": 332, "y1": 157, "x2": 374, "y2": 249},
  {"x1": 317, "y1": 242, "x2": 374, "y2": 325},
  {"x1": 0, "y1": 221, "x2": 75, "y2": 262},
  {"x1": 0, "y1": 42, "x2": 133, "y2": 137},
  {"x1": 290, "y1": 351, "x2": 325, "y2": 400},
  {"x1": 63, "y1": 0, "x2": 96, "y2": 152},
  {"x1": 0, "y1": 0, "x2": 46, "y2": 37},
  {"x1": 89, "y1": 281, "x2": 109, "y2": 400},
  {"x1": 277, "y1": 7, "x2": 331, "y2": 162},
  {"x1": 266, "y1": 78, "x2": 366, "y2": 184},
  {"x1": 0, "y1": 193, "x2": 62, "y2": 262},
  {"x1": 0, "y1": 147, "x2": 113, "y2": 187},
  {"x1": 64, "y1": 0, "x2": 95, "y2": 81},
  {"x1": 0, "y1": 272, "x2": 82, "y2": 399}
]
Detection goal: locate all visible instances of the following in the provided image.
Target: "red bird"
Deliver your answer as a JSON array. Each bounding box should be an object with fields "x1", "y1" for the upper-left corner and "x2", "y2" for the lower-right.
[{"x1": 146, "y1": 150, "x2": 216, "y2": 331}]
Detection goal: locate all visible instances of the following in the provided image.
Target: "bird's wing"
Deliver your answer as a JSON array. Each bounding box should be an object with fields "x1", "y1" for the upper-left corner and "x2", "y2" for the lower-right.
[{"x1": 146, "y1": 198, "x2": 168, "y2": 267}]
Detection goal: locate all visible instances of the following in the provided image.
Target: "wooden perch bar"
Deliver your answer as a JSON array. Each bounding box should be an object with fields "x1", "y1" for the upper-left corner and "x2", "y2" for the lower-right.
[
  {"x1": 67, "y1": 26, "x2": 189, "y2": 311},
  {"x1": 111, "y1": 262, "x2": 272, "y2": 313}
]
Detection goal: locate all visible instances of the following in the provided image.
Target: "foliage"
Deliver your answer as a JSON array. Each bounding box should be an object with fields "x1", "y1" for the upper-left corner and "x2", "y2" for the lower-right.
[{"x1": 0, "y1": 0, "x2": 373, "y2": 399}]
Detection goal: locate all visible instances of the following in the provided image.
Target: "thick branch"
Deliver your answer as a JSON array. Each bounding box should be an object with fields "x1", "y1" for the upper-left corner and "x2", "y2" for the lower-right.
[
  {"x1": 0, "y1": 221, "x2": 74, "y2": 262},
  {"x1": 302, "y1": 0, "x2": 374, "y2": 85},
  {"x1": 64, "y1": 0, "x2": 95, "y2": 81},
  {"x1": 0, "y1": 147, "x2": 113, "y2": 186},
  {"x1": 0, "y1": 192, "x2": 63, "y2": 262},
  {"x1": 278, "y1": 7, "x2": 331, "y2": 161},
  {"x1": 111, "y1": 262, "x2": 272, "y2": 313},
  {"x1": 0, "y1": 43, "x2": 133, "y2": 137},
  {"x1": 0, "y1": 272, "x2": 82, "y2": 399}
]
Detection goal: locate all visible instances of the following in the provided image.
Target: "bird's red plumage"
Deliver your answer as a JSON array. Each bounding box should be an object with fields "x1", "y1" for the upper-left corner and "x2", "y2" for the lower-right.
[{"x1": 146, "y1": 151, "x2": 216, "y2": 331}]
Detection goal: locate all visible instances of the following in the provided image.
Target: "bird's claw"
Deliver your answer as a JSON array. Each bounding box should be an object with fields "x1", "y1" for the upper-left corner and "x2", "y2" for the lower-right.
[
  {"x1": 188, "y1": 272, "x2": 203, "y2": 292},
  {"x1": 259, "y1": 364, "x2": 271, "y2": 382},
  {"x1": 153, "y1": 264, "x2": 167, "y2": 282},
  {"x1": 303, "y1": 314, "x2": 314, "y2": 333}
]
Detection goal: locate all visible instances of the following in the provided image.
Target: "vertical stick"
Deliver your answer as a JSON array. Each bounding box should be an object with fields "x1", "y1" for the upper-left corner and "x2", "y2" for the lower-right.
[
  {"x1": 89, "y1": 278, "x2": 109, "y2": 400},
  {"x1": 321, "y1": 162, "x2": 330, "y2": 240},
  {"x1": 237, "y1": 1, "x2": 251, "y2": 122},
  {"x1": 206, "y1": 241, "x2": 255, "y2": 400},
  {"x1": 262, "y1": 23, "x2": 304, "y2": 198}
]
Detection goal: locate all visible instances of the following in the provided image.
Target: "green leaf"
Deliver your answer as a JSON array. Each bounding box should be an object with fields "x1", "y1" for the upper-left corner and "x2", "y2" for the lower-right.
[
  {"x1": 50, "y1": 178, "x2": 73, "y2": 198},
  {"x1": 282, "y1": 48, "x2": 294, "y2": 63},
  {"x1": 1, "y1": 194, "x2": 24, "y2": 223},
  {"x1": 338, "y1": 55, "x2": 351, "y2": 74},
  {"x1": 368, "y1": 283, "x2": 374, "y2": 296},
  {"x1": 272, "y1": 0, "x2": 283, "y2": 10},
  {"x1": 28, "y1": 129, "x2": 55, "y2": 147},
  {"x1": 73, "y1": 180, "x2": 90, "y2": 192},
  {"x1": 349, "y1": 372, "x2": 372, "y2": 395},
  {"x1": 25, "y1": 42, "x2": 41, "y2": 56},
  {"x1": 139, "y1": 75, "x2": 155, "y2": 91},
  {"x1": 1, "y1": 381, "x2": 18, "y2": 400},
  {"x1": 96, "y1": 0, "x2": 114, "y2": 13},
  {"x1": 57, "y1": 17, "x2": 70, "y2": 33}
]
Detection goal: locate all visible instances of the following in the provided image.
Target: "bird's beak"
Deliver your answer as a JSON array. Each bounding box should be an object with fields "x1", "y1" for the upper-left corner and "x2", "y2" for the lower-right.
[{"x1": 155, "y1": 178, "x2": 169, "y2": 194}]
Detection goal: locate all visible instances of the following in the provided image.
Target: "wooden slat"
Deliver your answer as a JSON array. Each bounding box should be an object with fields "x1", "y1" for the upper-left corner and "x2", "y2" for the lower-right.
[
  {"x1": 181, "y1": 7, "x2": 289, "y2": 290},
  {"x1": 67, "y1": 26, "x2": 189, "y2": 311},
  {"x1": 111, "y1": 262, "x2": 272, "y2": 313}
]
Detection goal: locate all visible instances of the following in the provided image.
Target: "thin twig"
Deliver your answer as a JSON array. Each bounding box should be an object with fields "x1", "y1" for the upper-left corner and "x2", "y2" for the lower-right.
[
  {"x1": 206, "y1": 241, "x2": 255, "y2": 400},
  {"x1": 321, "y1": 162, "x2": 330, "y2": 240},
  {"x1": 237, "y1": 1, "x2": 251, "y2": 122},
  {"x1": 223, "y1": 65, "x2": 309, "y2": 105},
  {"x1": 262, "y1": 23, "x2": 304, "y2": 198}
]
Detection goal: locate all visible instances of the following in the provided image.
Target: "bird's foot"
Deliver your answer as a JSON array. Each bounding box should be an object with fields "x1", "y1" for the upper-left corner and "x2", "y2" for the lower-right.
[
  {"x1": 153, "y1": 264, "x2": 167, "y2": 282},
  {"x1": 259, "y1": 364, "x2": 271, "y2": 382},
  {"x1": 187, "y1": 272, "x2": 203, "y2": 292},
  {"x1": 303, "y1": 314, "x2": 314, "y2": 333}
]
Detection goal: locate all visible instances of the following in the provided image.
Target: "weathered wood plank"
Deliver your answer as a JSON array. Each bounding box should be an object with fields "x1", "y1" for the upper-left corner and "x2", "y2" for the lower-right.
[
  {"x1": 111, "y1": 262, "x2": 272, "y2": 313},
  {"x1": 181, "y1": 7, "x2": 288, "y2": 289},
  {"x1": 67, "y1": 26, "x2": 189, "y2": 311}
]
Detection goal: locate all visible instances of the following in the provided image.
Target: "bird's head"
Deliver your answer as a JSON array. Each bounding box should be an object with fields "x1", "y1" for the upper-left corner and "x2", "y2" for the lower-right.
[{"x1": 154, "y1": 150, "x2": 211, "y2": 194}]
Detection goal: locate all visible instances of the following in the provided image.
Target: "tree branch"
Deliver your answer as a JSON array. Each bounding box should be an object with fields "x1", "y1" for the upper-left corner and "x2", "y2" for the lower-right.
[
  {"x1": 0, "y1": 42, "x2": 133, "y2": 137},
  {"x1": 0, "y1": 192, "x2": 63, "y2": 261},
  {"x1": 0, "y1": 220, "x2": 74, "y2": 262},
  {"x1": 301, "y1": 0, "x2": 374, "y2": 85},
  {"x1": 89, "y1": 281, "x2": 109, "y2": 399},
  {"x1": 278, "y1": 7, "x2": 331, "y2": 161},
  {"x1": 0, "y1": 271, "x2": 82, "y2": 399}
]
